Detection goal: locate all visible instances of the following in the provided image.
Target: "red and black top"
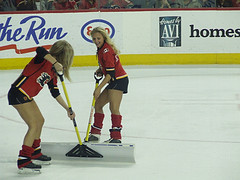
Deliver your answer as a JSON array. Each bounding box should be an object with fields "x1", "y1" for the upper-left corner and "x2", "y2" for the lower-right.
[
  {"x1": 12, "y1": 47, "x2": 60, "y2": 100},
  {"x1": 97, "y1": 42, "x2": 127, "y2": 80}
]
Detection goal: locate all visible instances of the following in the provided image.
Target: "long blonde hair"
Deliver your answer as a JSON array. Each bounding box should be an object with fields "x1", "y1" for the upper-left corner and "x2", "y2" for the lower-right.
[
  {"x1": 90, "y1": 27, "x2": 120, "y2": 55},
  {"x1": 49, "y1": 40, "x2": 74, "y2": 81}
]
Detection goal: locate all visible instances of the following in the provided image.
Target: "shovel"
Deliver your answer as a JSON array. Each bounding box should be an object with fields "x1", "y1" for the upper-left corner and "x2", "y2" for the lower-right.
[{"x1": 57, "y1": 71, "x2": 103, "y2": 158}]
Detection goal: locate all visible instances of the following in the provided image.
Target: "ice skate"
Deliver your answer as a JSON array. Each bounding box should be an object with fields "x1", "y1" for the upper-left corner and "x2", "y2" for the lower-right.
[
  {"x1": 32, "y1": 139, "x2": 52, "y2": 165},
  {"x1": 104, "y1": 138, "x2": 121, "y2": 143},
  {"x1": 32, "y1": 154, "x2": 51, "y2": 165},
  {"x1": 18, "y1": 162, "x2": 41, "y2": 174},
  {"x1": 85, "y1": 134, "x2": 100, "y2": 143},
  {"x1": 17, "y1": 145, "x2": 41, "y2": 174},
  {"x1": 106, "y1": 126, "x2": 122, "y2": 143}
]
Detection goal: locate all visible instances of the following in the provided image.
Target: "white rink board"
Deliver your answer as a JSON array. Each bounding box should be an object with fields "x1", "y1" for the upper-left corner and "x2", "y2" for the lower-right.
[{"x1": 0, "y1": 10, "x2": 239, "y2": 58}]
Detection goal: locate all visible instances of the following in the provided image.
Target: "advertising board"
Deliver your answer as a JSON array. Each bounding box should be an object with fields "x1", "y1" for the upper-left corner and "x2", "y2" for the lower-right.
[{"x1": 0, "y1": 10, "x2": 239, "y2": 69}]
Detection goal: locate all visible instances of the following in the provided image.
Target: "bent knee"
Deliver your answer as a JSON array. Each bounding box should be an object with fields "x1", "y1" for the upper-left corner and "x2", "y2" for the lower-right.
[
  {"x1": 38, "y1": 117, "x2": 45, "y2": 127},
  {"x1": 27, "y1": 122, "x2": 39, "y2": 131},
  {"x1": 95, "y1": 102, "x2": 104, "y2": 111},
  {"x1": 109, "y1": 106, "x2": 120, "y2": 115},
  {"x1": 27, "y1": 117, "x2": 44, "y2": 129}
]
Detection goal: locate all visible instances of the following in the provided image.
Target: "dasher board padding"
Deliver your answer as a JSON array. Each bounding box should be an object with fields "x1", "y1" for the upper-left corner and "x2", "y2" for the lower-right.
[{"x1": 41, "y1": 142, "x2": 135, "y2": 163}]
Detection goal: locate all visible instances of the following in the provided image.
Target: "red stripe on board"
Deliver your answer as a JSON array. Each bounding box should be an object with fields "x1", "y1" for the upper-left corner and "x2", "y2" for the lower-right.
[
  {"x1": 0, "y1": 44, "x2": 52, "y2": 54},
  {"x1": 0, "y1": 8, "x2": 240, "y2": 15}
]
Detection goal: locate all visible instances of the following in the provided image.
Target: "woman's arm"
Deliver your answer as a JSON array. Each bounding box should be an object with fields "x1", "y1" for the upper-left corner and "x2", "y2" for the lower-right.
[
  {"x1": 55, "y1": 95, "x2": 75, "y2": 120},
  {"x1": 44, "y1": 54, "x2": 63, "y2": 72},
  {"x1": 93, "y1": 74, "x2": 111, "y2": 100}
]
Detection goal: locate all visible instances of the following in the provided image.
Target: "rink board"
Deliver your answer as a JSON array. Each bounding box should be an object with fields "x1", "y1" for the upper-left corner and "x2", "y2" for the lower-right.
[{"x1": 41, "y1": 142, "x2": 135, "y2": 163}]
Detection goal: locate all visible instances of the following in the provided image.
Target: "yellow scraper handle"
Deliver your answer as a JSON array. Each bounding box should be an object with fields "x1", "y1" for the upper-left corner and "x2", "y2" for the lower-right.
[
  {"x1": 58, "y1": 72, "x2": 83, "y2": 145},
  {"x1": 85, "y1": 73, "x2": 103, "y2": 142}
]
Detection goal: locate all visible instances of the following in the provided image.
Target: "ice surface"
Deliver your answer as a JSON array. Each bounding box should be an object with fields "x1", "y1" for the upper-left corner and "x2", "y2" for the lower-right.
[{"x1": 1, "y1": 65, "x2": 240, "y2": 180}]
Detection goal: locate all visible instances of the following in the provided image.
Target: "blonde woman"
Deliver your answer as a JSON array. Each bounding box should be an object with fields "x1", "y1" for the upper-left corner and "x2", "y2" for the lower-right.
[
  {"x1": 87, "y1": 27, "x2": 129, "y2": 143},
  {"x1": 7, "y1": 40, "x2": 75, "y2": 174}
]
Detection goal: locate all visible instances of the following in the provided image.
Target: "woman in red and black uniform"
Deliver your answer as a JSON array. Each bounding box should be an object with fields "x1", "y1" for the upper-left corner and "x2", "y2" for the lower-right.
[
  {"x1": 8, "y1": 40, "x2": 75, "y2": 174},
  {"x1": 87, "y1": 27, "x2": 129, "y2": 143}
]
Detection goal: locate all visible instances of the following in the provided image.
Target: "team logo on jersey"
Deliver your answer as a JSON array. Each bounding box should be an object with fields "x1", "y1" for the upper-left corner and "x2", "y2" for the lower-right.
[
  {"x1": 103, "y1": 48, "x2": 109, "y2": 53},
  {"x1": 37, "y1": 72, "x2": 51, "y2": 87},
  {"x1": 23, "y1": 96, "x2": 28, "y2": 101},
  {"x1": 159, "y1": 16, "x2": 181, "y2": 47}
]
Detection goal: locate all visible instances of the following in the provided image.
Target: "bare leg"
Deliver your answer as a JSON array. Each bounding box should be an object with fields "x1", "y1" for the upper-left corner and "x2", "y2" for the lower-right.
[
  {"x1": 13, "y1": 100, "x2": 44, "y2": 147},
  {"x1": 95, "y1": 88, "x2": 110, "y2": 114},
  {"x1": 108, "y1": 89, "x2": 123, "y2": 115}
]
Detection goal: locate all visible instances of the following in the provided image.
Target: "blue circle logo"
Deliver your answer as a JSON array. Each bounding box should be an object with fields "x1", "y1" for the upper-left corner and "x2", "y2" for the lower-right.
[{"x1": 81, "y1": 19, "x2": 115, "y2": 43}]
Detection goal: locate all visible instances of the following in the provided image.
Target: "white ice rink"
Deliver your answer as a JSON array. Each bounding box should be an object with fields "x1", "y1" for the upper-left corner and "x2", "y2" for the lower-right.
[{"x1": 1, "y1": 65, "x2": 240, "y2": 180}]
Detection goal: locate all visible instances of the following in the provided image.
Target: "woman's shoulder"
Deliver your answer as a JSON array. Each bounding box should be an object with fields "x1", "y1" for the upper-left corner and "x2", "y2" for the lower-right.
[{"x1": 103, "y1": 43, "x2": 114, "y2": 52}]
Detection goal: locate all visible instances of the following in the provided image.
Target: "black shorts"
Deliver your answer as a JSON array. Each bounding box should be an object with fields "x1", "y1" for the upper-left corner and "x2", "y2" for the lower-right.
[
  {"x1": 8, "y1": 86, "x2": 33, "y2": 105},
  {"x1": 106, "y1": 76, "x2": 129, "y2": 94}
]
